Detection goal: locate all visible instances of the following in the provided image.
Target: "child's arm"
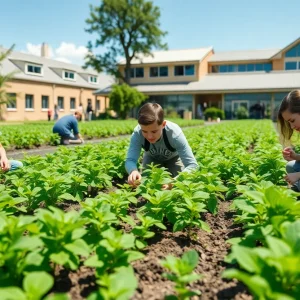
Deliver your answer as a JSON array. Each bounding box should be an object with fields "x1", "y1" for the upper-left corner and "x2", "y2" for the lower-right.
[
  {"x1": 125, "y1": 131, "x2": 142, "y2": 176},
  {"x1": 0, "y1": 144, "x2": 10, "y2": 171},
  {"x1": 174, "y1": 132, "x2": 198, "y2": 172}
]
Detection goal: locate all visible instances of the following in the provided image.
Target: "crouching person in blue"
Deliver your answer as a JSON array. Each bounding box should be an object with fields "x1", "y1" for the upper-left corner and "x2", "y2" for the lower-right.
[
  {"x1": 0, "y1": 143, "x2": 23, "y2": 172},
  {"x1": 125, "y1": 103, "x2": 198, "y2": 189},
  {"x1": 53, "y1": 111, "x2": 84, "y2": 145}
]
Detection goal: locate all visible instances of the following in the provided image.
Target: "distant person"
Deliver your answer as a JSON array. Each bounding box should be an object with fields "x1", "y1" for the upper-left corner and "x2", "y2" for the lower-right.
[
  {"x1": 54, "y1": 105, "x2": 59, "y2": 121},
  {"x1": 47, "y1": 109, "x2": 52, "y2": 121},
  {"x1": 77, "y1": 102, "x2": 83, "y2": 121},
  {"x1": 126, "y1": 103, "x2": 198, "y2": 189},
  {"x1": 261, "y1": 102, "x2": 266, "y2": 119},
  {"x1": 0, "y1": 143, "x2": 23, "y2": 172},
  {"x1": 86, "y1": 101, "x2": 93, "y2": 121},
  {"x1": 52, "y1": 111, "x2": 84, "y2": 145}
]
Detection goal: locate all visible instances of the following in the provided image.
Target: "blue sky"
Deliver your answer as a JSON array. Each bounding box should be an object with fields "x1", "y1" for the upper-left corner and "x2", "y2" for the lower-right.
[{"x1": 0, "y1": 0, "x2": 299, "y2": 65}]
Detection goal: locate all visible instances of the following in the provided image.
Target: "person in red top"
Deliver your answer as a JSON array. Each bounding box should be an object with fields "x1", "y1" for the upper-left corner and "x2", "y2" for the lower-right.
[{"x1": 47, "y1": 109, "x2": 52, "y2": 121}]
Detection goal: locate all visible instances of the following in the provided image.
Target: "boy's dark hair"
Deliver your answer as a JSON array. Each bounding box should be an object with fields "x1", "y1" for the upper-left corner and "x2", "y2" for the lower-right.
[
  {"x1": 278, "y1": 90, "x2": 300, "y2": 140},
  {"x1": 138, "y1": 103, "x2": 164, "y2": 125}
]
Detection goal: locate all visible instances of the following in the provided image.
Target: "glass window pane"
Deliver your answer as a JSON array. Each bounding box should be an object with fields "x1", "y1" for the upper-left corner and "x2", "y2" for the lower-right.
[
  {"x1": 238, "y1": 64, "x2": 246, "y2": 72},
  {"x1": 228, "y1": 65, "x2": 237, "y2": 72},
  {"x1": 219, "y1": 65, "x2": 227, "y2": 72},
  {"x1": 285, "y1": 46, "x2": 297, "y2": 57},
  {"x1": 135, "y1": 68, "x2": 144, "y2": 78},
  {"x1": 285, "y1": 62, "x2": 297, "y2": 70},
  {"x1": 150, "y1": 67, "x2": 158, "y2": 77},
  {"x1": 247, "y1": 64, "x2": 255, "y2": 71},
  {"x1": 159, "y1": 66, "x2": 168, "y2": 77},
  {"x1": 174, "y1": 66, "x2": 184, "y2": 76},
  {"x1": 28, "y1": 65, "x2": 33, "y2": 72},
  {"x1": 70, "y1": 98, "x2": 76, "y2": 109},
  {"x1": 255, "y1": 64, "x2": 263, "y2": 71},
  {"x1": 42, "y1": 96, "x2": 49, "y2": 109},
  {"x1": 25, "y1": 95, "x2": 33, "y2": 109},
  {"x1": 34, "y1": 66, "x2": 41, "y2": 73},
  {"x1": 69, "y1": 73, "x2": 74, "y2": 79},
  {"x1": 7, "y1": 93, "x2": 16, "y2": 108},
  {"x1": 130, "y1": 68, "x2": 135, "y2": 78},
  {"x1": 58, "y1": 97, "x2": 64, "y2": 109},
  {"x1": 264, "y1": 63, "x2": 272, "y2": 72},
  {"x1": 184, "y1": 65, "x2": 195, "y2": 76}
]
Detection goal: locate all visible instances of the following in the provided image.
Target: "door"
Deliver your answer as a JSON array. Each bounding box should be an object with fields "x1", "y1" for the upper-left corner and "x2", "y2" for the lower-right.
[{"x1": 231, "y1": 100, "x2": 249, "y2": 119}]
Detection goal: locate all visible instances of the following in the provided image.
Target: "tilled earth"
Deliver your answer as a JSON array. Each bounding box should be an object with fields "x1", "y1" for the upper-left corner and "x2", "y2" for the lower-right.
[{"x1": 52, "y1": 200, "x2": 252, "y2": 300}]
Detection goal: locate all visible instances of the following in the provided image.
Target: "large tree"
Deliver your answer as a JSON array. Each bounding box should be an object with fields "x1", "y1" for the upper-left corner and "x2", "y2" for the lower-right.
[
  {"x1": 0, "y1": 46, "x2": 16, "y2": 120},
  {"x1": 85, "y1": 0, "x2": 167, "y2": 84}
]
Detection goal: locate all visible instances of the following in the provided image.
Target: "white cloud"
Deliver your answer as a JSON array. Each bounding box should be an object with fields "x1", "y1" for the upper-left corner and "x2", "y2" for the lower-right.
[
  {"x1": 23, "y1": 42, "x2": 88, "y2": 65},
  {"x1": 55, "y1": 42, "x2": 88, "y2": 59}
]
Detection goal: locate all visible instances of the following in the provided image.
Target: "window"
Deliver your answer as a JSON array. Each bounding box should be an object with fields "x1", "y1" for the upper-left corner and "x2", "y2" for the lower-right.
[
  {"x1": 89, "y1": 76, "x2": 98, "y2": 83},
  {"x1": 63, "y1": 71, "x2": 76, "y2": 80},
  {"x1": 150, "y1": 66, "x2": 168, "y2": 77},
  {"x1": 219, "y1": 65, "x2": 227, "y2": 72},
  {"x1": 130, "y1": 67, "x2": 144, "y2": 78},
  {"x1": 184, "y1": 65, "x2": 195, "y2": 76},
  {"x1": 285, "y1": 44, "x2": 300, "y2": 57},
  {"x1": 96, "y1": 99, "x2": 100, "y2": 111},
  {"x1": 285, "y1": 62, "x2": 298, "y2": 70},
  {"x1": 174, "y1": 66, "x2": 184, "y2": 76},
  {"x1": 41, "y1": 95, "x2": 49, "y2": 109},
  {"x1": 238, "y1": 64, "x2": 247, "y2": 72},
  {"x1": 25, "y1": 94, "x2": 34, "y2": 109},
  {"x1": 7, "y1": 93, "x2": 17, "y2": 109},
  {"x1": 70, "y1": 97, "x2": 76, "y2": 109},
  {"x1": 58, "y1": 97, "x2": 64, "y2": 109},
  {"x1": 160, "y1": 66, "x2": 168, "y2": 77},
  {"x1": 228, "y1": 65, "x2": 238, "y2": 72},
  {"x1": 211, "y1": 65, "x2": 219, "y2": 73},
  {"x1": 26, "y1": 64, "x2": 42, "y2": 75},
  {"x1": 150, "y1": 67, "x2": 159, "y2": 77}
]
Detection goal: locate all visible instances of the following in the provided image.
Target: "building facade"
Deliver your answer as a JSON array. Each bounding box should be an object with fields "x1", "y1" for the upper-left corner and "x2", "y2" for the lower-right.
[
  {"x1": 1, "y1": 43, "x2": 114, "y2": 121},
  {"x1": 95, "y1": 37, "x2": 300, "y2": 120}
]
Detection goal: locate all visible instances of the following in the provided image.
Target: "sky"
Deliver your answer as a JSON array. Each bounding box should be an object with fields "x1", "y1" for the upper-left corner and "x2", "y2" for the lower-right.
[{"x1": 0, "y1": 0, "x2": 299, "y2": 66}]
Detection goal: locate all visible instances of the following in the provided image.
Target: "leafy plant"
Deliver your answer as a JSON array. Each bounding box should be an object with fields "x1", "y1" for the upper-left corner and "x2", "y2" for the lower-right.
[{"x1": 160, "y1": 250, "x2": 202, "y2": 300}]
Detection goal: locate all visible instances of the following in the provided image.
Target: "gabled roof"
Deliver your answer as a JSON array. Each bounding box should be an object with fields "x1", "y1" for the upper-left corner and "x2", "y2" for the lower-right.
[
  {"x1": 0, "y1": 47, "x2": 115, "y2": 89},
  {"x1": 95, "y1": 71, "x2": 300, "y2": 95},
  {"x1": 271, "y1": 37, "x2": 300, "y2": 59},
  {"x1": 118, "y1": 47, "x2": 213, "y2": 65},
  {"x1": 208, "y1": 49, "x2": 279, "y2": 63}
]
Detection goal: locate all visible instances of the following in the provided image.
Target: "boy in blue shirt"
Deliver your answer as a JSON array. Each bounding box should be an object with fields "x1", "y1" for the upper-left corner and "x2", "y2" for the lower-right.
[
  {"x1": 53, "y1": 111, "x2": 84, "y2": 145},
  {"x1": 126, "y1": 103, "x2": 198, "y2": 188}
]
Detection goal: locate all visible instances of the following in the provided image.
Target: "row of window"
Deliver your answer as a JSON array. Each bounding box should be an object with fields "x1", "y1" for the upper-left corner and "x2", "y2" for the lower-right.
[
  {"x1": 7, "y1": 94, "x2": 101, "y2": 111},
  {"x1": 212, "y1": 63, "x2": 272, "y2": 73},
  {"x1": 285, "y1": 61, "x2": 300, "y2": 70},
  {"x1": 130, "y1": 65, "x2": 195, "y2": 78},
  {"x1": 25, "y1": 64, "x2": 98, "y2": 84}
]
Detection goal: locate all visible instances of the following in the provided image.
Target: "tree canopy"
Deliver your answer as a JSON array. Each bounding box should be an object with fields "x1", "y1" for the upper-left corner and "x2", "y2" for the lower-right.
[{"x1": 85, "y1": 0, "x2": 167, "y2": 84}]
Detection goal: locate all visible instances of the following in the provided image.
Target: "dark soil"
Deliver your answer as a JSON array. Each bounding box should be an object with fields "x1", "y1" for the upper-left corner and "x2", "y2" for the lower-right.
[{"x1": 50, "y1": 200, "x2": 252, "y2": 300}]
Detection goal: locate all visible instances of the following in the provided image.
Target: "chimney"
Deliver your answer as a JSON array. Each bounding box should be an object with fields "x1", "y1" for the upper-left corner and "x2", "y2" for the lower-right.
[{"x1": 41, "y1": 42, "x2": 49, "y2": 58}]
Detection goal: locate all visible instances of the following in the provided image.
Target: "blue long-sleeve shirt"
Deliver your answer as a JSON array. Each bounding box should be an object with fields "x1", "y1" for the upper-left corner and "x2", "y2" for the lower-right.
[
  {"x1": 52, "y1": 115, "x2": 79, "y2": 137},
  {"x1": 125, "y1": 120, "x2": 198, "y2": 174}
]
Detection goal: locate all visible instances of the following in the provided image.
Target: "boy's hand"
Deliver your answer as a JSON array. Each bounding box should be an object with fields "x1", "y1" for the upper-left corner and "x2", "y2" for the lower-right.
[
  {"x1": 282, "y1": 147, "x2": 296, "y2": 161},
  {"x1": 0, "y1": 156, "x2": 10, "y2": 171},
  {"x1": 128, "y1": 170, "x2": 141, "y2": 187},
  {"x1": 285, "y1": 172, "x2": 300, "y2": 185},
  {"x1": 162, "y1": 183, "x2": 173, "y2": 190}
]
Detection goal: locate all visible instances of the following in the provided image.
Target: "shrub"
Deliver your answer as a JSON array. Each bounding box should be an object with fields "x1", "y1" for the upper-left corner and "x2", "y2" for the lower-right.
[
  {"x1": 236, "y1": 106, "x2": 249, "y2": 119},
  {"x1": 204, "y1": 107, "x2": 225, "y2": 120},
  {"x1": 109, "y1": 84, "x2": 147, "y2": 119}
]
